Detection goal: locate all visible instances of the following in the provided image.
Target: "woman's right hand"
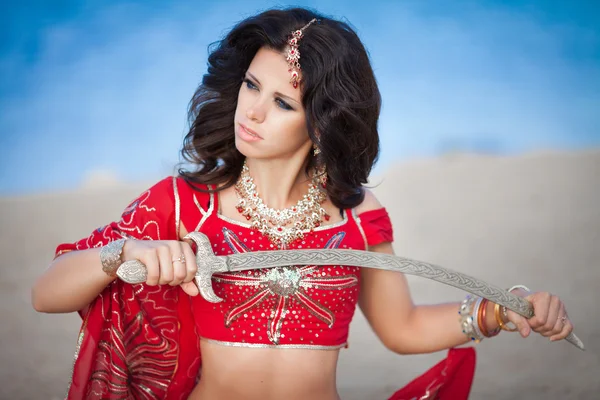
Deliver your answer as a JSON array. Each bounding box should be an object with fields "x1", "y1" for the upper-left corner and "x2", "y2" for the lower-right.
[{"x1": 121, "y1": 239, "x2": 199, "y2": 296}]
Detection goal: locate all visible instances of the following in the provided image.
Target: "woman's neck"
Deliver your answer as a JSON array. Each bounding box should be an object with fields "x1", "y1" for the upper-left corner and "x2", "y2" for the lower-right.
[{"x1": 244, "y1": 156, "x2": 312, "y2": 210}]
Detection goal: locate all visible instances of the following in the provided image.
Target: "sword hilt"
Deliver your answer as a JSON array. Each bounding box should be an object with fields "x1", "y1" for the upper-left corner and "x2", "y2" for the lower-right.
[{"x1": 116, "y1": 231, "x2": 228, "y2": 302}]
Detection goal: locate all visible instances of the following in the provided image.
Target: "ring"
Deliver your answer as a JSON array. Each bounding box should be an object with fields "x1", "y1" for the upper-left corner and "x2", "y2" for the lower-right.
[{"x1": 172, "y1": 254, "x2": 186, "y2": 264}]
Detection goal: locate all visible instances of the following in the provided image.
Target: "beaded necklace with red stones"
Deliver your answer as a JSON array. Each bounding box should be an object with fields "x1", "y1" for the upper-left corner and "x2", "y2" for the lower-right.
[{"x1": 234, "y1": 160, "x2": 329, "y2": 248}]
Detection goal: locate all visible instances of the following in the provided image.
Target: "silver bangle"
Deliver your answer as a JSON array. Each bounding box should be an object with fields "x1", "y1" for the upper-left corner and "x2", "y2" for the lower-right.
[
  {"x1": 459, "y1": 295, "x2": 484, "y2": 343},
  {"x1": 100, "y1": 238, "x2": 127, "y2": 277},
  {"x1": 472, "y1": 297, "x2": 485, "y2": 339},
  {"x1": 508, "y1": 284, "x2": 531, "y2": 293}
]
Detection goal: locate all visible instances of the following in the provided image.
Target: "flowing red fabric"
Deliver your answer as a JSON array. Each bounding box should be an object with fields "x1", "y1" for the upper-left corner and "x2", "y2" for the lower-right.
[
  {"x1": 56, "y1": 178, "x2": 200, "y2": 399},
  {"x1": 56, "y1": 177, "x2": 475, "y2": 399},
  {"x1": 388, "y1": 348, "x2": 476, "y2": 400}
]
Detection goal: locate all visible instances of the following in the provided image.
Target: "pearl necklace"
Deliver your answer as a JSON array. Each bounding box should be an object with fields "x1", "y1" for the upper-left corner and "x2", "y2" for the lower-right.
[{"x1": 234, "y1": 161, "x2": 329, "y2": 248}]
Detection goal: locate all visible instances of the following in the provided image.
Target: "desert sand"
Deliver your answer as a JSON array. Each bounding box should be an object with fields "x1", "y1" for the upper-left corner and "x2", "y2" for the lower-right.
[{"x1": 1, "y1": 150, "x2": 599, "y2": 399}]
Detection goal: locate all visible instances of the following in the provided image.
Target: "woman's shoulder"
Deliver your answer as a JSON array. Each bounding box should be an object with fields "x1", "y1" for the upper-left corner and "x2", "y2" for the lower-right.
[
  {"x1": 172, "y1": 176, "x2": 216, "y2": 230},
  {"x1": 129, "y1": 176, "x2": 209, "y2": 213},
  {"x1": 127, "y1": 176, "x2": 176, "y2": 208},
  {"x1": 354, "y1": 188, "x2": 384, "y2": 215},
  {"x1": 353, "y1": 188, "x2": 394, "y2": 246},
  {"x1": 172, "y1": 176, "x2": 211, "y2": 191},
  {"x1": 134, "y1": 176, "x2": 216, "y2": 237},
  {"x1": 172, "y1": 176, "x2": 212, "y2": 202}
]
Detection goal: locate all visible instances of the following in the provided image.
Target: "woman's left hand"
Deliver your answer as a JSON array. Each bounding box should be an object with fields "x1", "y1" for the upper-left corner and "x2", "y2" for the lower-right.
[{"x1": 505, "y1": 289, "x2": 573, "y2": 342}]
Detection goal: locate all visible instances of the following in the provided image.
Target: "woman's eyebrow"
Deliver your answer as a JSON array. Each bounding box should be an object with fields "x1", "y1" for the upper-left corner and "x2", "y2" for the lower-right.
[
  {"x1": 246, "y1": 71, "x2": 300, "y2": 106},
  {"x1": 246, "y1": 71, "x2": 261, "y2": 84}
]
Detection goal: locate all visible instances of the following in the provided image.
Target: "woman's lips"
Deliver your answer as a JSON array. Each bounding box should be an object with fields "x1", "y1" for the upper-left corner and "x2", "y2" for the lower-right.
[{"x1": 238, "y1": 123, "x2": 263, "y2": 141}]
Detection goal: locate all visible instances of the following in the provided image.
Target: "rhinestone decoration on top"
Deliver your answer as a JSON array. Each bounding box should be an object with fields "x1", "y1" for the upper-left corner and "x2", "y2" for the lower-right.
[
  {"x1": 212, "y1": 228, "x2": 358, "y2": 345},
  {"x1": 234, "y1": 160, "x2": 329, "y2": 248}
]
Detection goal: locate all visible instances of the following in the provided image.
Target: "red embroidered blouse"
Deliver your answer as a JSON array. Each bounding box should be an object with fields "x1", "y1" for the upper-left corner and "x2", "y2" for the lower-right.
[{"x1": 175, "y1": 179, "x2": 393, "y2": 349}]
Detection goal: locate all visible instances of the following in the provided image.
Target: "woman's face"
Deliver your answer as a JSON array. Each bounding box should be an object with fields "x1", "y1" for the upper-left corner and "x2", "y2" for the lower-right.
[{"x1": 234, "y1": 47, "x2": 311, "y2": 160}]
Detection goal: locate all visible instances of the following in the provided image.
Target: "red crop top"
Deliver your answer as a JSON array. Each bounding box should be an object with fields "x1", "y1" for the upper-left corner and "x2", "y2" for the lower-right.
[{"x1": 176, "y1": 180, "x2": 394, "y2": 350}]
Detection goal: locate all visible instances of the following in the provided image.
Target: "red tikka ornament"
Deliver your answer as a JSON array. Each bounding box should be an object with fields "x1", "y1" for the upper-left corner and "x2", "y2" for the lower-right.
[{"x1": 286, "y1": 18, "x2": 318, "y2": 89}]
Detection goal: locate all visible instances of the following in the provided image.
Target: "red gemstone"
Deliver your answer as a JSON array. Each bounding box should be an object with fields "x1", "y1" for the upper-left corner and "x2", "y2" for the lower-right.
[
  {"x1": 315, "y1": 222, "x2": 320, "y2": 227},
  {"x1": 325, "y1": 215, "x2": 330, "y2": 221},
  {"x1": 245, "y1": 215, "x2": 251, "y2": 220}
]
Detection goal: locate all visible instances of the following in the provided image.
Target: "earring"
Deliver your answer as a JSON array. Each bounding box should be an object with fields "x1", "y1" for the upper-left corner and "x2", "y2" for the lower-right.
[{"x1": 313, "y1": 143, "x2": 321, "y2": 156}]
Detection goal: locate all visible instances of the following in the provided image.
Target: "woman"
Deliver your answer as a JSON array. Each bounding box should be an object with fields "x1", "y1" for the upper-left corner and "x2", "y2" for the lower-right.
[{"x1": 32, "y1": 7, "x2": 573, "y2": 400}]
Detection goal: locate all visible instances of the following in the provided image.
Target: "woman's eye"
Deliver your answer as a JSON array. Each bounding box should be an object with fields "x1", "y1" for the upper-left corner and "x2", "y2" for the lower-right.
[
  {"x1": 275, "y1": 98, "x2": 293, "y2": 110},
  {"x1": 244, "y1": 79, "x2": 258, "y2": 90}
]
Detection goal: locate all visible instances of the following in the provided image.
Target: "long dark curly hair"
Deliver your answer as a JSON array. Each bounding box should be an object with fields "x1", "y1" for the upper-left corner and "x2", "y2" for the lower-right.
[{"x1": 179, "y1": 7, "x2": 381, "y2": 210}]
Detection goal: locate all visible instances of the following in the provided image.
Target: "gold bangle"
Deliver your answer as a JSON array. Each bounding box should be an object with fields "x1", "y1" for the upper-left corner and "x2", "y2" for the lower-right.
[
  {"x1": 478, "y1": 298, "x2": 489, "y2": 337},
  {"x1": 480, "y1": 298, "x2": 500, "y2": 337},
  {"x1": 494, "y1": 303, "x2": 518, "y2": 332}
]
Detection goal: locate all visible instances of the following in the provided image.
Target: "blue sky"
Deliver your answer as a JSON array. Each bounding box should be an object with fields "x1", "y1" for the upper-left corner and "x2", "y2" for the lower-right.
[{"x1": 1, "y1": 0, "x2": 599, "y2": 194}]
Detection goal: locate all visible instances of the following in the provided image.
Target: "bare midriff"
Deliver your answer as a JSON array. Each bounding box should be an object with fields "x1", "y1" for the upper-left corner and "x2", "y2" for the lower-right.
[{"x1": 189, "y1": 339, "x2": 341, "y2": 400}]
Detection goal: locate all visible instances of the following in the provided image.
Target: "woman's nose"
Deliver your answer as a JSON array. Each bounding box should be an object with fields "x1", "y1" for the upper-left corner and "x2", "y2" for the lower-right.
[{"x1": 246, "y1": 100, "x2": 266, "y2": 123}]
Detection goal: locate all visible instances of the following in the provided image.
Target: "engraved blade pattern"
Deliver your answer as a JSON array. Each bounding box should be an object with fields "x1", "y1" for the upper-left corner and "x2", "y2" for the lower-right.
[
  {"x1": 227, "y1": 249, "x2": 532, "y2": 315},
  {"x1": 225, "y1": 249, "x2": 584, "y2": 351}
]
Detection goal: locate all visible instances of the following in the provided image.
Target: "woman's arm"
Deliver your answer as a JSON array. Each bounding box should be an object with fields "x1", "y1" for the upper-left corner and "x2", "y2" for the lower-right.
[
  {"x1": 356, "y1": 189, "x2": 571, "y2": 355},
  {"x1": 32, "y1": 177, "x2": 200, "y2": 314},
  {"x1": 32, "y1": 247, "x2": 117, "y2": 313},
  {"x1": 359, "y1": 241, "x2": 482, "y2": 354},
  {"x1": 32, "y1": 238, "x2": 198, "y2": 314},
  {"x1": 356, "y1": 189, "x2": 472, "y2": 354}
]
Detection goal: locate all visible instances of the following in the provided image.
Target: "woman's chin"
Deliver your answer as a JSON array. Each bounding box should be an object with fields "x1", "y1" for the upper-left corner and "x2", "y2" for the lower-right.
[{"x1": 234, "y1": 139, "x2": 260, "y2": 158}]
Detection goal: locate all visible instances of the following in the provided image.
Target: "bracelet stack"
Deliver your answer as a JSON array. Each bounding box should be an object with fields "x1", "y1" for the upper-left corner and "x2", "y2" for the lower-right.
[
  {"x1": 459, "y1": 284, "x2": 530, "y2": 341},
  {"x1": 478, "y1": 298, "x2": 501, "y2": 338},
  {"x1": 459, "y1": 295, "x2": 500, "y2": 342}
]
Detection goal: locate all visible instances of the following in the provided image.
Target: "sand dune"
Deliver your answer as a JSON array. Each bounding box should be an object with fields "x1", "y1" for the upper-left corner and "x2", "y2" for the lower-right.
[{"x1": 1, "y1": 150, "x2": 599, "y2": 399}]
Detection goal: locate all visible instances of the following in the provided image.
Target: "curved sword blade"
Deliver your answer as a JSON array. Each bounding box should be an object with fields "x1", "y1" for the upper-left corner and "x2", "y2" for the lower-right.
[
  {"x1": 225, "y1": 249, "x2": 584, "y2": 351},
  {"x1": 116, "y1": 232, "x2": 584, "y2": 351}
]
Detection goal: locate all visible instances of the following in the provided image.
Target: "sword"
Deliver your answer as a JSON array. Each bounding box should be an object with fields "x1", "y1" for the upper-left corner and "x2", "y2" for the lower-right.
[{"x1": 116, "y1": 232, "x2": 584, "y2": 351}]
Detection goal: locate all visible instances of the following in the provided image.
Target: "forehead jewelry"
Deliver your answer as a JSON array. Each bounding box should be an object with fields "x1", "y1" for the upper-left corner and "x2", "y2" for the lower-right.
[{"x1": 286, "y1": 18, "x2": 318, "y2": 89}]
